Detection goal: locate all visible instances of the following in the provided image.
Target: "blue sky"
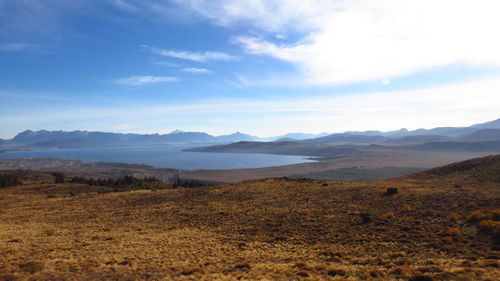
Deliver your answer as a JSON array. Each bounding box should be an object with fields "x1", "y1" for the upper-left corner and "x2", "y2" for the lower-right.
[{"x1": 1, "y1": 0, "x2": 500, "y2": 139}]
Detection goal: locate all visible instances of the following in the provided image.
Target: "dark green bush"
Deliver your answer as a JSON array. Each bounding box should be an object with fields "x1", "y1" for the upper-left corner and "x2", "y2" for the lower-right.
[
  {"x1": 359, "y1": 212, "x2": 373, "y2": 223},
  {"x1": 0, "y1": 174, "x2": 20, "y2": 188},
  {"x1": 386, "y1": 187, "x2": 398, "y2": 195}
]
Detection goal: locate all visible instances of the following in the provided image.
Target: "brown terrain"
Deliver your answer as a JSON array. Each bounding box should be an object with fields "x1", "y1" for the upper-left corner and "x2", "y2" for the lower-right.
[
  {"x1": 0, "y1": 149, "x2": 493, "y2": 184},
  {"x1": 0, "y1": 155, "x2": 499, "y2": 280}
]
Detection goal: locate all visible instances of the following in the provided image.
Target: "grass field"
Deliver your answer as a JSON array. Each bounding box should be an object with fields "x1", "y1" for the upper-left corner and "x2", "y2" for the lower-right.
[{"x1": 0, "y1": 155, "x2": 499, "y2": 280}]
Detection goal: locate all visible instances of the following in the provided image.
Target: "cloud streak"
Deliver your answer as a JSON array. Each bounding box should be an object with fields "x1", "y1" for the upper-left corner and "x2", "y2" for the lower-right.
[
  {"x1": 0, "y1": 43, "x2": 41, "y2": 52},
  {"x1": 143, "y1": 45, "x2": 236, "y2": 62},
  {"x1": 182, "y1": 67, "x2": 211, "y2": 74},
  {"x1": 113, "y1": 75, "x2": 177, "y2": 85}
]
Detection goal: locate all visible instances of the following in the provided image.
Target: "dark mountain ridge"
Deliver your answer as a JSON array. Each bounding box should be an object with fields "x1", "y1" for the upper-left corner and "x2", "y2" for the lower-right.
[
  {"x1": 2, "y1": 130, "x2": 257, "y2": 150},
  {"x1": 2, "y1": 118, "x2": 499, "y2": 151}
]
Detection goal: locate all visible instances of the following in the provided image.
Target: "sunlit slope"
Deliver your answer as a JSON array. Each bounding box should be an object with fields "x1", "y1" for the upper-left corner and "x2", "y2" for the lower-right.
[{"x1": 0, "y1": 156, "x2": 499, "y2": 280}]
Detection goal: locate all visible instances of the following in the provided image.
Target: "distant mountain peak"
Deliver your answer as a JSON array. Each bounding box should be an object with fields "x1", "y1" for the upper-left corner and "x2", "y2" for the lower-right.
[{"x1": 471, "y1": 118, "x2": 500, "y2": 129}]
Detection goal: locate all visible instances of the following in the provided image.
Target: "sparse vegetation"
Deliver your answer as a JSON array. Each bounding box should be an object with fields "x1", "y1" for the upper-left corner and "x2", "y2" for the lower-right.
[{"x1": 0, "y1": 155, "x2": 499, "y2": 280}]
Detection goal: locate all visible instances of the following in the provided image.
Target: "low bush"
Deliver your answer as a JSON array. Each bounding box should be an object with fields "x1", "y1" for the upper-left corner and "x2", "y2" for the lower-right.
[
  {"x1": 478, "y1": 220, "x2": 500, "y2": 233},
  {"x1": 447, "y1": 213, "x2": 460, "y2": 223},
  {"x1": 0, "y1": 174, "x2": 21, "y2": 188},
  {"x1": 446, "y1": 227, "x2": 461, "y2": 236},
  {"x1": 359, "y1": 212, "x2": 373, "y2": 223},
  {"x1": 402, "y1": 204, "x2": 412, "y2": 212},
  {"x1": 379, "y1": 212, "x2": 395, "y2": 220},
  {"x1": 467, "y1": 210, "x2": 491, "y2": 223},
  {"x1": 422, "y1": 209, "x2": 437, "y2": 217},
  {"x1": 386, "y1": 187, "x2": 398, "y2": 195},
  {"x1": 52, "y1": 172, "x2": 65, "y2": 184}
]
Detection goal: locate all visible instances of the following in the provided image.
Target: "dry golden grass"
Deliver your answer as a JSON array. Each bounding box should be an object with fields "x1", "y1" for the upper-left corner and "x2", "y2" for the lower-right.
[{"x1": 0, "y1": 174, "x2": 499, "y2": 280}]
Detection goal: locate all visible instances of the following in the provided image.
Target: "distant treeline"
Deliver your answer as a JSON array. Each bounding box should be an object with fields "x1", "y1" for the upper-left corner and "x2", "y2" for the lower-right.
[
  {"x1": 68, "y1": 174, "x2": 209, "y2": 189},
  {"x1": 0, "y1": 174, "x2": 21, "y2": 188},
  {"x1": 69, "y1": 175, "x2": 159, "y2": 187},
  {"x1": 170, "y1": 177, "x2": 209, "y2": 188}
]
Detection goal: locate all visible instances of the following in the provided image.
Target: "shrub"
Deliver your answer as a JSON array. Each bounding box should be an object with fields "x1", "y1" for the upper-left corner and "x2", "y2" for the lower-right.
[
  {"x1": 43, "y1": 229, "x2": 55, "y2": 236},
  {"x1": 422, "y1": 209, "x2": 437, "y2": 217},
  {"x1": 467, "y1": 210, "x2": 491, "y2": 223},
  {"x1": 447, "y1": 213, "x2": 460, "y2": 223},
  {"x1": 491, "y1": 209, "x2": 500, "y2": 221},
  {"x1": 446, "y1": 227, "x2": 461, "y2": 236},
  {"x1": 478, "y1": 220, "x2": 500, "y2": 233},
  {"x1": 386, "y1": 187, "x2": 398, "y2": 195},
  {"x1": 52, "y1": 172, "x2": 65, "y2": 184},
  {"x1": 409, "y1": 275, "x2": 434, "y2": 281},
  {"x1": 19, "y1": 261, "x2": 44, "y2": 274},
  {"x1": 443, "y1": 236, "x2": 453, "y2": 243},
  {"x1": 467, "y1": 202, "x2": 477, "y2": 208},
  {"x1": 359, "y1": 212, "x2": 373, "y2": 223},
  {"x1": 379, "y1": 212, "x2": 395, "y2": 220},
  {"x1": 0, "y1": 174, "x2": 21, "y2": 188}
]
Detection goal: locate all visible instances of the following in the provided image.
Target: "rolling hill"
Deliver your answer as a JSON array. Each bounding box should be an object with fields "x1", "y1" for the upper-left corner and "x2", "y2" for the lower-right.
[
  {"x1": 0, "y1": 155, "x2": 498, "y2": 280},
  {"x1": 403, "y1": 154, "x2": 500, "y2": 184}
]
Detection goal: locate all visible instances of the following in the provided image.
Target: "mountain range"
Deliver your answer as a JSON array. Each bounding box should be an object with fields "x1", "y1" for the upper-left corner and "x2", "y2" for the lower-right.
[{"x1": 1, "y1": 118, "x2": 499, "y2": 151}]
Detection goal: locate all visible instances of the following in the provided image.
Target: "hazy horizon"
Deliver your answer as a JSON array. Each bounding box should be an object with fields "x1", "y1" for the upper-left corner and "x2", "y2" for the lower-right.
[{"x1": 2, "y1": 1, "x2": 500, "y2": 139}]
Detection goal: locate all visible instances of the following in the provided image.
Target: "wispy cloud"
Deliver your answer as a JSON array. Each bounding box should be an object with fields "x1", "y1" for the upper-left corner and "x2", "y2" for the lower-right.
[
  {"x1": 142, "y1": 45, "x2": 236, "y2": 62},
  {"x1": 109, "y1": 0, "x2": 140, "y2": 11},
  {"x1": 113, "y1": 75, "x2": 178, "y2": 86},
  {"x1": 0, "y1": 43, "x2": 41, "y2": 52},
  {"x1": 176, "y1": 0, "x2": 334, "y2": 32},
  {"x1": 182, "y1": 67, "x2": 211, "y2": 74},
  {"x1": 152, "y1": 61, "x2": 180, "y2": 67}
]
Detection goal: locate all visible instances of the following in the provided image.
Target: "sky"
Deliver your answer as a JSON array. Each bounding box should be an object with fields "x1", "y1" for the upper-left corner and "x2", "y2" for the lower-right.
[{"x1": 1, "y1": 0, "x2": 500, "y2": 139}]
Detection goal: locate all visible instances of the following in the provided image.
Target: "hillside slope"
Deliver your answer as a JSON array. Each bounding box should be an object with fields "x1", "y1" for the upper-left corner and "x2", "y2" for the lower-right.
[
  {"x1": 403, "y1": 154, "x2": 500, "y2": 184},
  {"x1": 0, "y1": 156, "x2": 499, "y2": 280}
]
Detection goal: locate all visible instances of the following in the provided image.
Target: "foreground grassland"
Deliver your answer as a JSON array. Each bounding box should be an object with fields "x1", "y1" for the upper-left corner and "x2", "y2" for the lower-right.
[{"x1": 1, "y1": 157, "x2": 499, "y2": 280}]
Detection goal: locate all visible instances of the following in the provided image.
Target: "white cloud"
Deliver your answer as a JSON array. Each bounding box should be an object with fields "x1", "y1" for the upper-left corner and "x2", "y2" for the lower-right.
[
  {"x1": 182, "y1": 67, "x2": 211, "y2": 74},
  {"x1": 113, "y1": 75, "x2": 177, "y2": 85},
  {"x1": 180, "y1": 0, "x2": 500, "y2": 85},
  {"x1": 142, "y1": 45, "x2": 236, "y2": 62},
  {"x1": 176, "y1": 0, "x2": 335, "y2": 32}
]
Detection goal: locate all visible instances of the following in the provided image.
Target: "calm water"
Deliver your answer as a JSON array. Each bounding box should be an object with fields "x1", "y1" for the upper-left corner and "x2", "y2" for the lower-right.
[{"x1": 0, "y1": 144, "x2": 314, "y2": 170}]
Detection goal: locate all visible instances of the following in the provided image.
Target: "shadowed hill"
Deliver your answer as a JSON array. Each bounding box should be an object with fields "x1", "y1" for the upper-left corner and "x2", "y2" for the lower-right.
[{"x1": 402, "y1": 154, "x2": 500, "y2": 184}]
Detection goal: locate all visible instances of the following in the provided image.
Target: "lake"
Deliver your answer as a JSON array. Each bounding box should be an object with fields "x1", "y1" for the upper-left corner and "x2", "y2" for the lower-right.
[{"x1": 0, "y1": 144, "x2": 315, "y2": 170}]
